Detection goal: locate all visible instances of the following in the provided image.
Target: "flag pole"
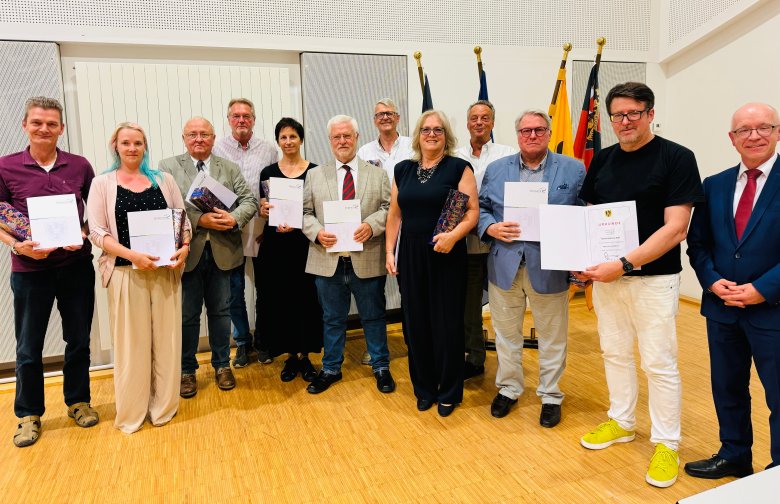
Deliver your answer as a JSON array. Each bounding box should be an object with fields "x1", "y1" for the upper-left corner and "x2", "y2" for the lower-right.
[
  {"x1": 548, "y1": 43, "x2": 572, "y2": 118},
  {"x1": 474, "y1": 46, "x2": 483, "y2": 77},
  {"x1": 414, "y1": 51, "x2": 425, "y2": 96},
  {"x1": 595, "y1": 37, "x2": 606, "y2": 68}
]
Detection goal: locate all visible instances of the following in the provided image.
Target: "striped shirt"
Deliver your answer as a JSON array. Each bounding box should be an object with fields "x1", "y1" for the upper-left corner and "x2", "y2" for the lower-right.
[{"x1": 213, "y1": 134, "x2": 279, "y2": 201}]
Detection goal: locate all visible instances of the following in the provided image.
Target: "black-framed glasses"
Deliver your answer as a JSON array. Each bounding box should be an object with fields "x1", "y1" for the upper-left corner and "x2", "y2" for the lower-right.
[
  {"x1": 609, "y1": 109, "x2": 649, "y2": 123},
  {"x1": 374, "y1": 111, "x2": 398, "y2": 120},
  {"x1": 420, "y1": 127, "x2": 445, "y2": 137},
  {"x1": 732, "y1": 124, "x2": 778, "y2": 139},
  {"x1": 517, "y1": 127, "x2": 548, "y2": 138}
]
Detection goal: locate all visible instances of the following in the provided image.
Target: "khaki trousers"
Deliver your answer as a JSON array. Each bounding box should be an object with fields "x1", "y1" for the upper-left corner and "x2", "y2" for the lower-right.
[
  {"x1": 488, "y1": 266, "x2": 569, "y2": 403},
  {"x1": 107, "y1": 266, "x2": 182, "y2": 434}
]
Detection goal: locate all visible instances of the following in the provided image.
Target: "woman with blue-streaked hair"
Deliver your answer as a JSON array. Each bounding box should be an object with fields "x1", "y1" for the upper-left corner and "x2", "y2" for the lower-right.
[{"x1": 86, "y1": 122, "x2": 191, "y2": 434}]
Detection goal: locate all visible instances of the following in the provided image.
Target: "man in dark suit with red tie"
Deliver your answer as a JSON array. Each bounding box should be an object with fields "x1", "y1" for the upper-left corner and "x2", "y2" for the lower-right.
[{"x1": 686, "y1": 102, "x2": 780, "y2": 478}]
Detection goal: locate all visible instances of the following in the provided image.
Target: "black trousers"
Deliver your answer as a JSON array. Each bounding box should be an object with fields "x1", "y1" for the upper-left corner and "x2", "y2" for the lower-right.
[{"x1": 398, "y1": 234, "x2": 466, "y2": 404}]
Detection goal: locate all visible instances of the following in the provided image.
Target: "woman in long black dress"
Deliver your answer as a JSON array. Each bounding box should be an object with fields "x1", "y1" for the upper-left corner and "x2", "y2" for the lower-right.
[
  {"x1": 385, "y1": 110, "x2": 478, "y2": 416},
  {"x1": 255, "y1": 118, "x2": 322, "y2": 382}
]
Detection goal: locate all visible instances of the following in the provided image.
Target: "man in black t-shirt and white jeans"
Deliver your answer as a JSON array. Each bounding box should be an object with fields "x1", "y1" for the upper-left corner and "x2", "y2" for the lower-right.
[{"x1": 574, "y1": 82, "x2": 704, "y2": 489}]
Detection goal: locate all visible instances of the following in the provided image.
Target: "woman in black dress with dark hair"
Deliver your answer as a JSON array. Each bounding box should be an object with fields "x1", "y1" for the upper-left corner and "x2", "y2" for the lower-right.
[
  {"x1": 385, "y1": 110, "x2": 479, "y2": 417},
  {"x1": 255, "y1": 118, "x2": 322, "y2": 382}
]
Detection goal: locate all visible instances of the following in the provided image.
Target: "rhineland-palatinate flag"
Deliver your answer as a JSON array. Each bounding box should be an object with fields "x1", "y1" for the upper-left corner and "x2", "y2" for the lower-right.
[
  {"x1": 421, "y1": 74, "x2": 433, "y2": 112},
  {"x1": 548, "y1": 67, "x2": 573, "y2": 157},
  {"x1": 573, "y1": 64, "x2": 601, "y2": 169}
]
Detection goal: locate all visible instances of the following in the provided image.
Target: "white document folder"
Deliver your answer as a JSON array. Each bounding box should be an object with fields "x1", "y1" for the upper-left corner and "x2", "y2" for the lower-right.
[
  {"x1": 127, "y1": 209, "x2": 177, "y2": 268},
  {"x1": 27, "y1": 194, "x2": 83, "y2": 249},
  {"x1": 539, "y1": 201, "x2": 639, "y2": 271},
  {"x1": 503, "y1": 182, "x2": 548, "y2": 242},
  {"x1": 185, "y1": 171, "x2": 238, "y2": 209},
  {"x1": 323, "y1": 199, "x2": 363, "y2": 253},
  {"x1": 268, "y1": 177, "x2": 303, "y2": 229}
]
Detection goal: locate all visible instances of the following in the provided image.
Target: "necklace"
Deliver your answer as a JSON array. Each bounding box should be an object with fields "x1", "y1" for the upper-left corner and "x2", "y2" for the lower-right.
[{"x1": 416, "y1": 159, "x2": 441, "y2": 184}]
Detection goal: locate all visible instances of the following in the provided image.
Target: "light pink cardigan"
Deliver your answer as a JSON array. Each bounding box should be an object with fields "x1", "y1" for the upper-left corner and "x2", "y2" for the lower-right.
[{"x1": 87, "y1": 171, "x2": 192, "y2": 287}]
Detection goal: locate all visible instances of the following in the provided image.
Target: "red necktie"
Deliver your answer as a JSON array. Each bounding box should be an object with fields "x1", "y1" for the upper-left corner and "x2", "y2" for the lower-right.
[
  {"x1": 735, "y1": 168, "x2": 761, "y2": 240},
  {"x1": 342, "y1": 165, "x2": 355, "y2": 200}
]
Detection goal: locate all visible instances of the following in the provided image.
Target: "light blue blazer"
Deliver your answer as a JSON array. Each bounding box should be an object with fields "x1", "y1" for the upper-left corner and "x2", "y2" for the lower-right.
[{"x1": 478, "y1": 151, "x2": 586, "y2": 293}]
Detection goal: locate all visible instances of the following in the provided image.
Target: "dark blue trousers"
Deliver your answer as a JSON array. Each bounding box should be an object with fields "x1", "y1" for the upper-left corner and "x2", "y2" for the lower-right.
[
  {"x1": 11, "y1": 257, "x2": 95, "y2": 418},
  {"x1": 708, "y1": 316, "x2": 780, "y2": 469}
]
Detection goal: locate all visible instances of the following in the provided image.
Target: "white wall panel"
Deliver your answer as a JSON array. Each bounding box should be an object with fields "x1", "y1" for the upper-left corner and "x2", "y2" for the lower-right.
[{"x1": 74, "y1": 62, "x2": 290, "y2": 171}]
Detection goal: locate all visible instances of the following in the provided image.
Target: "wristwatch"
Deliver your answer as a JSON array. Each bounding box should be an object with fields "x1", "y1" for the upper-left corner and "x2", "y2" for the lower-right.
[
  {"x1": 9, "y1": 241, "x2": 20, "y2": 255},
  {"x1": 619, "y1": 256, "x2": 634, "y2": 273}
]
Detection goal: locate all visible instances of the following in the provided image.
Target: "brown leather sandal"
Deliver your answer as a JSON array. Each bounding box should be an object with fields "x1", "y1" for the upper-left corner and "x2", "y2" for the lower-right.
[
  {"x1": 13, "y1": 416, "x2": 41, "y2": 447},
  {"x1": 67, "y1": 402, "x2": 99, "y2": 427}
]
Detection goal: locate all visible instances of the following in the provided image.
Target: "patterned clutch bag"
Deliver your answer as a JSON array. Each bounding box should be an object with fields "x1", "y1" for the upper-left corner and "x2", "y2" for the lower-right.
[
  {"x1": 430, "y1": 189, "x2": 469, "y2": 244},
  {"x1": 260, "y1": 180, "x2": 270, "y2": 199},
  {"x1": 190, "y1": 186, "x2": 229, "y2": 213},
  {"x1": 0, "y1": 202, "x2": 32, "y2": 241},
  {"x1": 171, "y1": 208, "x2": 186, "y2": 248}
]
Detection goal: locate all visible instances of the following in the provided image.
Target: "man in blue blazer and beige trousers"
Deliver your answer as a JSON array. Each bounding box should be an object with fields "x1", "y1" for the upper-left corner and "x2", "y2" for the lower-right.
[
  {"x1": 478, "y1": 110, "x2": 585, "y2": 426},
  {"x1": 686, "y1": 102, "x2": 780, "y2": 478}
]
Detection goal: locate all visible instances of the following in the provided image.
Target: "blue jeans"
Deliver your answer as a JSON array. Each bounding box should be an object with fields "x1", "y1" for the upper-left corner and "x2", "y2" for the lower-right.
[
  {"x1": 11, "y1": 257, "x2": 95, "y2": 417},
  {"x1": 314, "y1": 259, "x2": 389, "y2": 374},
  {"x1": 181, "y1": 243, "x2": 231, "y2": 373},
  {"x1": 229, "y1": 259, "x2": 256, "y2": 349}
]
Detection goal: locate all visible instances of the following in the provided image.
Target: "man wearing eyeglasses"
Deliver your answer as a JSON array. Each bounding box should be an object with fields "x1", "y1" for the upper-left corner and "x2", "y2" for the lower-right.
[
  {"x1": 456, "y1": 100, "x2": 518, "y2": 380},
  {"x1": 574, "y1": 82, "x2": 703, "y2": 488},
  {"x1": 477, "y1": 110, "x2": 584, "y2": 426},
  {"x1": 686, "y1": 102, "x2": 780, "y2": 478},
  {"x1": 356, "y1": 98, "x2": 412, "y2": 366},
  {"x1": 159, "y1": 117, "x2": 258, "y2": 398},
  {"x1": 302, "y1": 115, "x2": 395, "y2": 395},
  {"x1": 212, "y1": 98, "x2": 279, "y2": 369}
]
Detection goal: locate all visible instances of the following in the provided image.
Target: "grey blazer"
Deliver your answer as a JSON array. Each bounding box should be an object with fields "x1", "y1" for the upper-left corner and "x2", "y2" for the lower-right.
[
  {"x1": 158, "y1": 153, "x2": 258, "y2": 273},
  {"x1": 302, "y1": 159, "x2": 390, "y2": 278},
  {"x1": 478, "y1": 151, "x2": 586, "y2": 293}
]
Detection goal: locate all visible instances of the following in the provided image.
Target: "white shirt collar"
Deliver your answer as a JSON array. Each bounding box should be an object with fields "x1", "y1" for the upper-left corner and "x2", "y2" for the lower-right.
[
  {"x1": 739, "y1": 152, "x2": 777, "y2": 178},
  {"x1": 191, "y1": 155, "x2": 212, "y2": 172}
]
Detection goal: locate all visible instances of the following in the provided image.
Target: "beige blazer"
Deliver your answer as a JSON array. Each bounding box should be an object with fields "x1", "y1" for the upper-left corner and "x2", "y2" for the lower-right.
[
  {"x1": 158, "y1": 153, "x2": 258, "y2": 273},
  {"x1": 87, "y1": 171, "x2": 192, "y2": 287},
  {"x1": 302, "y1": 159, "x2": 390, "y2": 278}
]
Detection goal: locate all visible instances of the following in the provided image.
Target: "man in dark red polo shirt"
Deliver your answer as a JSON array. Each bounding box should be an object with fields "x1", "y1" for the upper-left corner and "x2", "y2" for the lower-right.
[{"x1": 0, "y1": 97, "x2": 99, "y2": 447}]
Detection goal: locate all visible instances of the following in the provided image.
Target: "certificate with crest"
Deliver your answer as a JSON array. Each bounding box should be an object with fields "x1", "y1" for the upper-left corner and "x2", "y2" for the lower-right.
[{"x1": 539, "y1": 201, "x2": 639, "y2": 271}]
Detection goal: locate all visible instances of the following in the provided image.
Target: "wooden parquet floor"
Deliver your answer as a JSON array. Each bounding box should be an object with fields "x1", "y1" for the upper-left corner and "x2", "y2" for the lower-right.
[{"x1": 0, "y1": 297, "x2": 771, "y2": 503}]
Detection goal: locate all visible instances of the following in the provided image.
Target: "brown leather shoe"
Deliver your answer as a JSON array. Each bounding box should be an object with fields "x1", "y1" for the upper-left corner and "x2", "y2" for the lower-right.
[
  {"x1": 215, "y1": 367, "x2": 236, "y2": 390},
  {"x1": 180, "y1": 373, "x2": 197, "y2": 398}
]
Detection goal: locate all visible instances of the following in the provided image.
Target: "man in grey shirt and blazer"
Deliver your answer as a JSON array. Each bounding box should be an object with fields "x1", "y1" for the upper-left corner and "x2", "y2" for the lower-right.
[
  {"x1": 159, "y1": 117, "x2": 257, "y2": 398},
  {"x1": 302, "y1": 115, "x2": 395, "y2": 395},
  {"x1": 478, "y1": 110, "x2": 585, "y2": 425}
]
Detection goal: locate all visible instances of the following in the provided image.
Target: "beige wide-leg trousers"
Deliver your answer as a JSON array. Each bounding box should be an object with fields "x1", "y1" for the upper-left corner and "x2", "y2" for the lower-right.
[{"x1": 107, "y1": 266, "x2": 182, "y2": 434}]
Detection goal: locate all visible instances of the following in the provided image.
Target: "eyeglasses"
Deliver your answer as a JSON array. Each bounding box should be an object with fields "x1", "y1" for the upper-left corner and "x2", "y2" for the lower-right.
[
  {"x1": 184, "y1": 133, "x2": 213, "y2": 140},
  {"x1": 420, "y1": 127, "x2": 445, "y2": 137},
  {"x1": 374, "y1": 111, "x2": 398, "y2": 120},
  {"x1": 229, "y1": 114, "x2": 253, "y2": 121},
  {"x1": 609, "y1": 109, "x2": 649, "y2": 123},
  {"x1": 517, "y1": 127, "x2": 549, "y2": 138},
  {"x1": 731, "y1": 124, "x2": 778, "y2": 139},
  {"x1": 331, "y1": 134, "x2": 354, "y2": 142}
]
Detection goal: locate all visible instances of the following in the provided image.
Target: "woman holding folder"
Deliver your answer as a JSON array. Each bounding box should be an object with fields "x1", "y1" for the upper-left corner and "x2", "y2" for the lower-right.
[
  {"x1": 87, "y1": 123, "x2": 191, "y2": 434},
  {"x1": 256, "y1": 118, "x2": 322, "y2": 382},
  {"x1": 385, "y1": 110, "x2": 478, "y2": 416}
]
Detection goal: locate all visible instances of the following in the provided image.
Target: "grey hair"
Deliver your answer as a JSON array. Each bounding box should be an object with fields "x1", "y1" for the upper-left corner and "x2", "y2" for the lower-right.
[
  {"x1": 182, "y1": 116, "x2": 215, "y2": 134},
  {"x1": 24, "y1": 96, "x2": 64, "y2": 122},
  {"x1": 327, "y1": 115, "x2": 359, "y2": 136},
  {"x1": 226, "y1": 98, "x2": 256, "y2": 117},
  {"x1": 375, "y1": 98, "x2": 398, "y2": 112},
  {"x1": 514, "y1": 109, "x2": 552, "y2": 130},
  {"x1": 466, "y1": 100, "x2": 495, "y2": 120}
]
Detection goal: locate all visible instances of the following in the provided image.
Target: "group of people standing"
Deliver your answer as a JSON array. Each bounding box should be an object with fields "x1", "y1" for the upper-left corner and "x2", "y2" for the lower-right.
[{"x1": 2, "y1": 84, "x2": 778, "y2": 493}]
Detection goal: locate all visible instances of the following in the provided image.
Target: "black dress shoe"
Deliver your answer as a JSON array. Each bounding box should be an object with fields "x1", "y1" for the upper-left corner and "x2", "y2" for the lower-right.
[
  {"x1": 490, "y1": 393, "x2": 517, "y2": 418},
  {"x1": 374, "y1": 370, "x2": 396, "y2": 393},
  {"x1": 684, "y1": 455, "x2": 754, "y2": 479},
  {"x1": 438, "y1": 403, "x2": 457, "y2": 417},
  {"x1": 417, "y1": 398, "x2": 435, "y2": 411},
  {"x1": 306, "y1": 371, "x2": 342, "y2": 394},
  {"x1": 299, "y1": 357, "x2": 317, "y2": 382},
  {"x1": 280, "y1": 355, "x2": 299, "y2": 382},
  {"x1": 540, "y1": 403, "x2": 561, "y2": 428},
  {"x1": 464, "y1": 361, "x2": 485, "y2": 380}
]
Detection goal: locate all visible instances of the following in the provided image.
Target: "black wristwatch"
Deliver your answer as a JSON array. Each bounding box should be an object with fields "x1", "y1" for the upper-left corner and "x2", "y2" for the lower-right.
[{"x1": 619, "y1": 256, "x2": 634, "y2": 273}]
